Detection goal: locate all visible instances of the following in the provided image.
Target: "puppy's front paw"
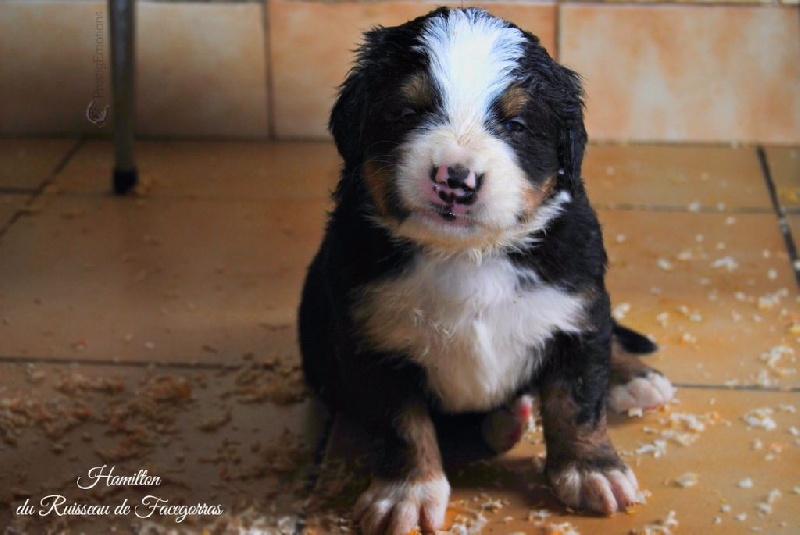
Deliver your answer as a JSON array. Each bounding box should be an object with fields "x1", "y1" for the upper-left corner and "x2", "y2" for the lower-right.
[
  {"x1": 353, "y1": 476, "x2": 450, "y2": 535},
  {"x1": 609, "y1": 371, "x2": 675, "y2": 413},
  {"x1": 549, "y1": 462, "x2": 639, "y2": 515}
]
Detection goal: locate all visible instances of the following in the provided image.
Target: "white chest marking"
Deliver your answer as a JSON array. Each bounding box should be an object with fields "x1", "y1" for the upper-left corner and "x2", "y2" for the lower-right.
[{"x1": 357, "y1": 255, "x2": 587, "y2": 412}]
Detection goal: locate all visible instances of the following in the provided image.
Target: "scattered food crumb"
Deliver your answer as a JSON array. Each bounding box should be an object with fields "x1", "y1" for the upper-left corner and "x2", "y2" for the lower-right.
[
  {"x1": 742, "y1": 408, "x2": 777, "y2": 431},
  {"x1": 671, "y1": 472, "x2": 699, "y2": 488},
  {"x1": 657, "y1": 258, "x2": 674, "y2": 272},
  {"x1": 630, "y1": 510, "x2": 678, "y2": 535},
  {"x1": 613, "y1": 303, "x2": 631, "y2": 321},
  {"x1": 711, "y1": 256, "x2": 739, "y2": 272}
]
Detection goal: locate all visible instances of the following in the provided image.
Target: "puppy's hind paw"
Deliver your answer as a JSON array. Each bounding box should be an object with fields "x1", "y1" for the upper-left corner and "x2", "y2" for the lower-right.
[
  {"x1": 481, "y1": 394, "x2": 534, "y2": 454},
  {"x1": 609, "y1": 372, "x2": 675, "y2": 414},
  {"x1": 549, "y1": 463, "x2": 639, "y2": 516},
  {"x1": 353, "y1": 476, "x2": 450, "y2": 535}
]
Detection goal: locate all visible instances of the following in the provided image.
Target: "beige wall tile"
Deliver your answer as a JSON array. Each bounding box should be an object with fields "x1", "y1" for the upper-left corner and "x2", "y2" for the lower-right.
[
  {"x1": 0, "y1": 2, "x2": 109, "y2": 135},
  {"x1": 137, "y1": 3, "x2": 268, "y2": 137},
  {"x1": 0, "y1": 2, "x2": 268, "y2": 137},
  {"x1": 270, "y1": 1, "x2": 556, "y2": 139},
  {"x1": 561, "y1": 5, "x2": 800, "y2": 144}
]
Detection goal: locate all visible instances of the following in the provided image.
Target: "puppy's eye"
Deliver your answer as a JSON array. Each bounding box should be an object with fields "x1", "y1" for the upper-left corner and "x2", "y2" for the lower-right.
[
  {"x1": 398, "y1": 107, "x2": 418, "y2": 120},
  {"x1": 503, "y1": 117, "x2": 527, "y2": 134},
  {"x1": 386, "y1": 106, "x2": 419, "y2": 123}
]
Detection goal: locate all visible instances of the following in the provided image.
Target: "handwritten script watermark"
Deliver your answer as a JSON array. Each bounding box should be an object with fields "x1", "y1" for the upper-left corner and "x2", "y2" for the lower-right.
[
  {"x1": 86, "y1": 10, "x2": 109, "y2": 128},
  {"x1": 14, "y1": 465, "x2": 224, "y2": 524}
]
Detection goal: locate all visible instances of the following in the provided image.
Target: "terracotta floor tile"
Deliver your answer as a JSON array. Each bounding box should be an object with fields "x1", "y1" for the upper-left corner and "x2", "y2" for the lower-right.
[
  {"x1": 2, "y1": 140, "x2": 798, "y2": 533},
  {"x1": 0, "y1": 361, "x2": 325, "y2": 533},
  {"x1": 0, "y1": 138, "x2": 77, "y2": 190},
  {"x1": 309, "y1": 389, "x2": 799, "y2": 534},
  {"x1": 600, "y1": 209, "x2": 798, "y2": 388},
  {"x1": 0, "y1": 195, "x2": 327, "y2": 363},
  {"x1": 55, "y1": 140, "x2": 340, "y2": 200},
  {"x1": 765, "y1": 146, "x2": 800, "y2": 211},
  {"x1": 583, "y1": 144, "x2": 771, "y2": 210},
  {"x1": 786, "y1": 214, "x2": 800, "y2": 251}
]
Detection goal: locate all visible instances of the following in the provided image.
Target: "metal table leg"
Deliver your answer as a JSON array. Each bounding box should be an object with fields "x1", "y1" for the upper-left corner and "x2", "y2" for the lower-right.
[{"x1": 109, "y1": 0, "x2": 137, "y2": 195}]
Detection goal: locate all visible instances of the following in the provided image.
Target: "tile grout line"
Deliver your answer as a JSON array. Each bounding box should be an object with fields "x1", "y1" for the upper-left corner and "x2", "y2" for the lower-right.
[
  {"x1": 0, "y1": 354, "x2": 243, "y2": 370},
  {"x1": 0, "y1": 187, "x2": 39, "y2": 195},
  {"x1": 0, "y1": 137, "x2": 86, "y2": 239},
  {"x1": 673, "y1": 382, "x2": 800, "y2": 393},
  {"x1": 595, "y1": 203, "x2": 773, "y2": 214},
  {"x1": 756, "y1": 145, "x2": 800, "y2": 289},
  {"x1": 3, "y1": 353, "x2": 798, "y2": 395}
]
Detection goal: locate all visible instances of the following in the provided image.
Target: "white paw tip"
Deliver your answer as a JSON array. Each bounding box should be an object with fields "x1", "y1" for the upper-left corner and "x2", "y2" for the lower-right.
[
  {"x1": 354, "y1": 477, "x2": 450, "y2": 535},
  {"x1": 609, "y1": 372, "x2": 675, "y2": 414},
  {"x1": 551, "y1": 466, "x2": 639, "y2": 515}
]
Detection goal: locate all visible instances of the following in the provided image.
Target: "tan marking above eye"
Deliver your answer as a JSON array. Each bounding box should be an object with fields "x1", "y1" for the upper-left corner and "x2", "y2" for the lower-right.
[
  {"x1": 498, "y1": 85, "x2": 529, "y2": 118},
  {"x1": 401, "y1": 72, "x2": 435, "y2": 109}
]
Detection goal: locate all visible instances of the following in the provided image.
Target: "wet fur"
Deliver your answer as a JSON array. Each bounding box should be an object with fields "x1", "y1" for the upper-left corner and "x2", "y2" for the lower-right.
[{"x1": 298, "y1": 8, "x2": 668, "y2": 532}]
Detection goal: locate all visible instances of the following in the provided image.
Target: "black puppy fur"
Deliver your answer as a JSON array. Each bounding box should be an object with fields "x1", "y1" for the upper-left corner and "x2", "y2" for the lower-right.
[{"x1": 298, "y1": 8, "x2": 667, "y2": 533}]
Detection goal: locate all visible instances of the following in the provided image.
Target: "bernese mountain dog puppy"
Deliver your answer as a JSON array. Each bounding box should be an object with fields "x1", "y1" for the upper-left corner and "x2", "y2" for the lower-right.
[{"x1": 299, "y1": 8, "x2": 675, "y2": 534}]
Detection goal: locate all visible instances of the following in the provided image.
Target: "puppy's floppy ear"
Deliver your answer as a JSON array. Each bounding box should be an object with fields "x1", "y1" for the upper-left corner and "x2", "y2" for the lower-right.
[
  {"x1": 329, "y1": 67, "x2": 368, "y2": 166},
  {"x1": 329, "y1": 16, "x2": 430, "y2": 166},
  {"x1": 329, "y1": 24, "x2": 395, "y2": 166},
  {"x1": 520, "y1": 35, "x2": 588, "y2": 196},
  {"x1": 553, "y1": 66, "x2": 587, "y2": 197},
  {"x1": 559, "y1": 121, "x2": 587, "y2": 197}
]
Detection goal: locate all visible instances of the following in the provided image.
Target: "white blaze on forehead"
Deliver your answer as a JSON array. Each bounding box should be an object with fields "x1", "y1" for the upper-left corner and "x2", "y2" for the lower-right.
[{"x1": 417, "y1": 9, "x2": 525, "y2": 136}]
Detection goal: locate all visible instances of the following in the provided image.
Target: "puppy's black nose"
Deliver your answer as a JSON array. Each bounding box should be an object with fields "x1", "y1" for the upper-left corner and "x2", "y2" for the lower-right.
[
  {"x1": 429, "y1": 165, "x2": 483, "y2": 206},
  {"x1": 431, "y1": 164, "x2": 481, "y2": 191}
]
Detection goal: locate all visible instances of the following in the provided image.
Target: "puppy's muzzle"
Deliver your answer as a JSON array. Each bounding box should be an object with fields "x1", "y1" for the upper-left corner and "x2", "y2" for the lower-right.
[{"x1": 430, "y1": 164, "x2": 483, "y2": 206}]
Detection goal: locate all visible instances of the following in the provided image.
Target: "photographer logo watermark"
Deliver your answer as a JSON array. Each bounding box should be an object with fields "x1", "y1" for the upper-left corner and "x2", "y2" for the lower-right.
[{"x1": 86, "y1": 10, "x2": 109, "y2": 128}]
